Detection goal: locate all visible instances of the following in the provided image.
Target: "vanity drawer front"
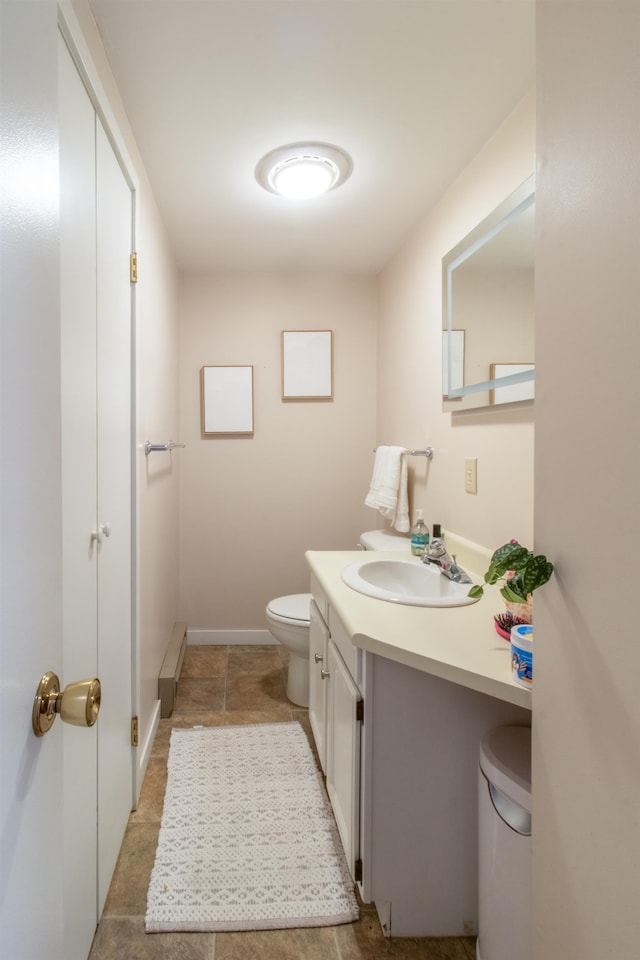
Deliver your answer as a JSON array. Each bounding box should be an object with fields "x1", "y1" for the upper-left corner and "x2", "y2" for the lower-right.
[
  {"x1": 310, "y1": 573, "x2": 329, "y2": 625},
  {"x1": 328, "y1": 607, "x2": 361, "y2": 685}
]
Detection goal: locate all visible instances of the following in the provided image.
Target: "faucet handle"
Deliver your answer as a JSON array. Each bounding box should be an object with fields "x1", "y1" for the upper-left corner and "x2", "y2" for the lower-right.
[{"x1": 421, "y1": 553, "x2": 443, "y2": 567}]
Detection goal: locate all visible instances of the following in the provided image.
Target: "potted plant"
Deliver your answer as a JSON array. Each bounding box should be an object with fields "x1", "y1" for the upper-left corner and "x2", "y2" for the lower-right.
[{"x1": 469, "y1": 539, "x2": 554, "y2": 632}]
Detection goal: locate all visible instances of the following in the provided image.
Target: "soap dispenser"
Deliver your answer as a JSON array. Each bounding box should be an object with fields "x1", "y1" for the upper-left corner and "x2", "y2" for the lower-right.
[{"x1": 410, "y1": 510, "x2": 430, "y2": 556}]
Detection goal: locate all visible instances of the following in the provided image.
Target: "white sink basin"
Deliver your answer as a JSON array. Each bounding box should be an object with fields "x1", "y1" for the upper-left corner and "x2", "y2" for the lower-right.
[{"x1": 340, "y1": 558, "x2": 480, "y2": 607}]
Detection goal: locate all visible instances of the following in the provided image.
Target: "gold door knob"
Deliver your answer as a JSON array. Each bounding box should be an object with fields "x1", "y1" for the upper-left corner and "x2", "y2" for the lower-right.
[{"x1": 32, "y1": 671, "x2": 101, "y2": 737}]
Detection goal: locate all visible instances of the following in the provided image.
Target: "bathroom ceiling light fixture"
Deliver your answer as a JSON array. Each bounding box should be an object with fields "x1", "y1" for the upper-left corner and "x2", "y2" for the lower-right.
[{"x1": 255, "y1": 142, "x2": 352, "y2": 199}]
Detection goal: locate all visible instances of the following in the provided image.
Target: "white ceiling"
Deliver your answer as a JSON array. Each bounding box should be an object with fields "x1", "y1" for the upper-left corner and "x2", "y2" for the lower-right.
[{"x1": 88, "y1": 0, "x2": 535, "y2": 275}]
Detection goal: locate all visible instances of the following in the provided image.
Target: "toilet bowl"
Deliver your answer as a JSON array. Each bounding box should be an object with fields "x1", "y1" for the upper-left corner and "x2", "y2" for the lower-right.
[
  {"x1": 266, "y1": 531, "x2": 410, "y2": 708},
  {"x1": 265, "y1": 593, "x2": 313, "y2": 707}
]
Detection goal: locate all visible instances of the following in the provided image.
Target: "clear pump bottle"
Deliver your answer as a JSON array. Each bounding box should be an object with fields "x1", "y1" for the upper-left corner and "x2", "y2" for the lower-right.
[{"x1": 410, "y1": 509, "x2": 430, "y2": 556}]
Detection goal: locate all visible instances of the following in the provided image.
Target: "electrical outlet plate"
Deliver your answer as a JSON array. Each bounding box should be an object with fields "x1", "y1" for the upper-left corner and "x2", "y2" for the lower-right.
[{"x1": 465, "y1": 458, "x2": 477, "y2": 494}]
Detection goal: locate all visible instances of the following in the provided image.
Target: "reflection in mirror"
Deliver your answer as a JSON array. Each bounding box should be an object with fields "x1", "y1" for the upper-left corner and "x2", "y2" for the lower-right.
[{"x1": 442, "y1": 176, "x2": 534, "y2": 412}]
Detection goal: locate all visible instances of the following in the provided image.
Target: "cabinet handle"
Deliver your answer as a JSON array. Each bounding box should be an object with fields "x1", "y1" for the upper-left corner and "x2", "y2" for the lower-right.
[
  {"x1": 314, "y1": 653, "x2": 324, "y2": 663},
  {"x1": 321, "y1": 670, "x2": 330, "y2": 680}
]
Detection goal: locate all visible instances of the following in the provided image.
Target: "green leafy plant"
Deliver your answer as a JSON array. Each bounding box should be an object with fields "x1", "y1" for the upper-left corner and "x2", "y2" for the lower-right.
[{"x1": 468, "y1": 540, "x2": 554, "y2": 602}]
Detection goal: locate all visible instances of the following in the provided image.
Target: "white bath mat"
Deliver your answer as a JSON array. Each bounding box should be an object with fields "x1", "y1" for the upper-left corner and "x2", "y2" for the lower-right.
[{"x1": 145, "y1": 722, "x2": 359, "y2": 932}]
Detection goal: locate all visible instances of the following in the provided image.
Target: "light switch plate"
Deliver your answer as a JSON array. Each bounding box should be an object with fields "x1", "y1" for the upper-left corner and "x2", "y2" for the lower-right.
[{"x1": 465, "y1": 458, "x2": 477, "y2": 494}]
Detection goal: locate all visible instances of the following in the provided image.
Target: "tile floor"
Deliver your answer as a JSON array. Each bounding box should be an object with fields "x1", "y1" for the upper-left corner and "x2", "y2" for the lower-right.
[{"x1": 89, "y1": 644, "x2": 477, "y2": 960}]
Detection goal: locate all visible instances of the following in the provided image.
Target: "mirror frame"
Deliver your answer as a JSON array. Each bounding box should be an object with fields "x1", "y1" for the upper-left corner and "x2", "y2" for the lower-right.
[{"x1": 442, "y1": 175, "x2": 535, "y2": 411}]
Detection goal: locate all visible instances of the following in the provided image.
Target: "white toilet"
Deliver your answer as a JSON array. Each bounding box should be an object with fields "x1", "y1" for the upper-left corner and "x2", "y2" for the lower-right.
[
  {"x1": 265, "y1": 593, "x2": 313, "y2": 707},
  {"x1": 266, "y1": 530, "x2": 410, "y2": 708}
]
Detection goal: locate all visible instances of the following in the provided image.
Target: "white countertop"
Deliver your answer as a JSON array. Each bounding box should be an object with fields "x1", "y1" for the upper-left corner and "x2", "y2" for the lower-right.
[{"x1": 306, "y1": 547, "x2": 531, "y2": 710}]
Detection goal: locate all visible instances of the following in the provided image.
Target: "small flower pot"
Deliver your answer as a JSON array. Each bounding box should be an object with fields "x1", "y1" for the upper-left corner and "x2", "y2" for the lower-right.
[{"x1": 504, "y1": 596, "x2": 533, "y2": 624}]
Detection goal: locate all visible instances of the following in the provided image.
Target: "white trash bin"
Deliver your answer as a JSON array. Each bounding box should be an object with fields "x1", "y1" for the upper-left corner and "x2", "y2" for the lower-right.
[{"x1": 477, "y1": 725, "x2": 532, "y2": 960}]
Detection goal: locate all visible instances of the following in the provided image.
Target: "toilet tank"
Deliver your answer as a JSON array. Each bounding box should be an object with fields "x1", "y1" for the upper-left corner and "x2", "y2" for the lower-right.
[{"x1": 360, "y1": 529, "x2": 411, "y2": 551}]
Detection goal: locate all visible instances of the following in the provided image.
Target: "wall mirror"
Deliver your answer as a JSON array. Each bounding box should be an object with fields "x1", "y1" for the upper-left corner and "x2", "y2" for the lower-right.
[{"x1": 442, "y1": 175, "x2": 535, "y2": 412}]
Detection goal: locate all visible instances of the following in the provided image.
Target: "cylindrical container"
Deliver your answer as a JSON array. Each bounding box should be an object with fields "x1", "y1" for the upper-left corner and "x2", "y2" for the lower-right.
[
  {"x1": 410, "y1": 509, "x2": 430, "y2": 556},
  {"x1": 510, "y1": 624, "x2": 533, "y2": 688},
  {"x1": 477, "y1": 725, "x2": 532, "y2": 960}
]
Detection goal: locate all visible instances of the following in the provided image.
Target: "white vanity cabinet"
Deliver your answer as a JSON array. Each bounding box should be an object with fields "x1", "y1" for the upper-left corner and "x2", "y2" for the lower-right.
[
  {"x1": 308, "y1": 593, "x2": 329, "y2": 773},
  {"x1": 326, "y1": 636, "x2": 362, "y2": 881},
  {"x1": 308, "y1": 571, "x2": 530, "y2": 938},
  {"x1": 309, "y1": 576, "x2": 364, "y2": 881}
]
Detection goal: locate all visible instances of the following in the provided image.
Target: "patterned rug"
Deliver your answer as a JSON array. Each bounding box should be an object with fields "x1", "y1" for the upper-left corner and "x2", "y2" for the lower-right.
[{"x1": 145, "y1": 722, "x2": 359, "y2": 932}]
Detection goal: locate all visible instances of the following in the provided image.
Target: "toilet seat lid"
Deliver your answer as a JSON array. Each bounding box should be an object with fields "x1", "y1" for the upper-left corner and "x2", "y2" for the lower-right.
[{"x1": 267, "y1": 593, "x2": 312, "y2": 623}]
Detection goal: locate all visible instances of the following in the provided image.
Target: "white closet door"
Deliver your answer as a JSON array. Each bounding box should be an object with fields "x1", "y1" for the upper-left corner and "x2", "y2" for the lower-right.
[
  {"x1": 59, "y1": 31, "x2": 134, "y2": 952},
  {"x1": 95, "y1": 118, "x2": 133, "y2": 913},
  {"x1": 59, "y1": 33, "x2": 99, "y2": 960}
]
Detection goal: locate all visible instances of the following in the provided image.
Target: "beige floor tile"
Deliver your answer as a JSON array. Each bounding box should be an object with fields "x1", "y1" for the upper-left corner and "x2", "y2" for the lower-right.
[
  {"x1": 334, "y1": 912, "x2": 474, "y2": 959},
  {"x1": 151, "y1": 712, "x2": 227, "y2": 757},
  {"x1": 150, "y1": 720, "x2": 173, "y2": 759},
  {"x1": 460, "y1": 937, "x2": 477, "y2": 959},
  {"x1": 170, "y1": 711, "x2": 228, "y2": 728},
  {"x1": 215, "y1": 926, "x2": 339, "y2": 960},
  {"x1": 181, "y1": 644, "x2": 228, "y2": 678},
  {"x1": 222, "y1": 706, "x2": 294, "y2": 725},
  {"x1": 89, "y1": 916, "x2": 215, "y2": 959},
  {"x1": 129, "y1": 757, "x2": 168, "y2": 823},
  {"x1": 225, "y1": 671, "x2": 287, "y2": 711},
  {"x1": 173, "y1": 676, "x2": 226, "y2": 713},
  {"x1": 103, "y1": 822, "x2": 160, "y2": 916},
  {"x1": 227, "y1": 644, "x2": 285, "y2": 678}
]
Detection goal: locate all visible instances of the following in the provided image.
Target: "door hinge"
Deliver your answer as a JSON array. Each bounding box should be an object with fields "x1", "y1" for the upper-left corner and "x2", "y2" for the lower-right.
[
  {"x1": 356, "y1": 698, "x2": 364, "y2": 724},
  {"x1": 130, "y1": 252, "x2": 138, "y2": 283},
  {"x1": 355, "y1": 858, "x2": 363, "y2": 883},
  {"x1": 131, "y1": 715, "x2": 139, "y2": 747}
]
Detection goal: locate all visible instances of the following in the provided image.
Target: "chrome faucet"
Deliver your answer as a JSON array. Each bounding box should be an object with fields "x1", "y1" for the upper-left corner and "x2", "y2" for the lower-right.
[{"x1": 421, "y1": 536, "x2": 473, "y2": 584}]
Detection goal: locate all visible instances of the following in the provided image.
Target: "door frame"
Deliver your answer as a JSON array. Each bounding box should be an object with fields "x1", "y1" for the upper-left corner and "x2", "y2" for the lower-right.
[{"x1": 57, "y1": 0, "x2": 141, "y2": 803}]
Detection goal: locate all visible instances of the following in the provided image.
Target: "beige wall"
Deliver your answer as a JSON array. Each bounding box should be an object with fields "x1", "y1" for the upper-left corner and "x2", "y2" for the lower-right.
[
  {"x1": 178, "y1": 273, "x2": 377, "y2": 631},
  {"x1": 377, "y1": 92, "x2": 536, "y2": 550},
  {"x1": 534, "y1": 2, "x2": 640, "y2": 956},
  {"x1": 70, "y1": 0, "x2": 180, "y2": 764},
  {"x1": 135, "y1": 195, "x2": 180, "y2": 753}
]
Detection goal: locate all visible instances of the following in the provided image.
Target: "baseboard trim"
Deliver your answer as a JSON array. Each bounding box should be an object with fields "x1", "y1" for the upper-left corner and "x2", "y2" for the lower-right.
[
  {"x1": 134, "y1": 699, "x2": 161, "y2": 808},
  {"x1": 187, "y1": 628, "x2": 276, "y2": 646}
]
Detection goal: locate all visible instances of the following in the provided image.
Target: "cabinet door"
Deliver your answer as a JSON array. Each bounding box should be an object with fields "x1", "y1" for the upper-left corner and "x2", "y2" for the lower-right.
[
  {"x1": 326, "y1": 639, "x2": 362, "y2": 881},
  {"x1": 309, "y1": 599, "x2": 329, "y2": 773}
]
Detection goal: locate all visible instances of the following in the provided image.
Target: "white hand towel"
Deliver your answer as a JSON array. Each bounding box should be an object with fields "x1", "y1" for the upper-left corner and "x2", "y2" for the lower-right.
[{"x1": 365, "y1": 445, "x2": 410, "y2": 533}]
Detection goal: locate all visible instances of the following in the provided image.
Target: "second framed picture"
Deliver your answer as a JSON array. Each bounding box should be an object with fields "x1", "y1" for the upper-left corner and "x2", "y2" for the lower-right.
[{"x1": 281, "y1": 330, "x2": 333, "y2": 401}]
